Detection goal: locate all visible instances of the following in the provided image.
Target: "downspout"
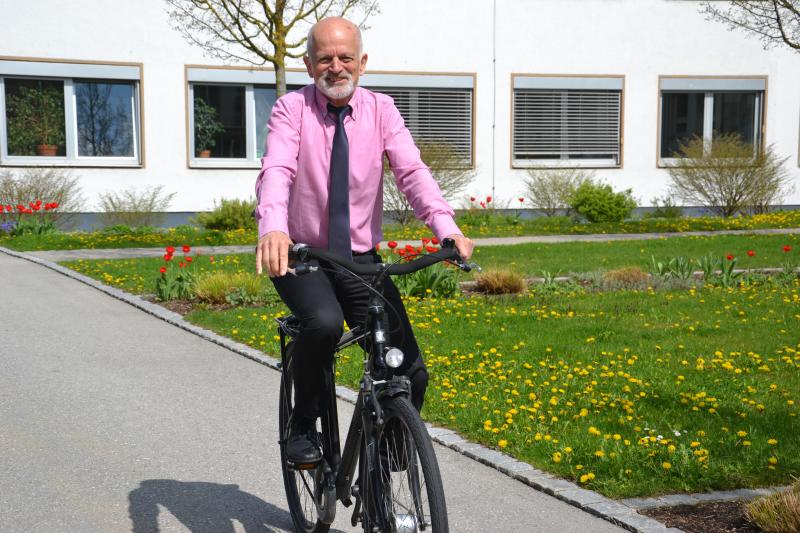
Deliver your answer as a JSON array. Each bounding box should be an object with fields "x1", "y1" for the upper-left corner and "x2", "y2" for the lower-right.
[{"x1": 491, "y1": 0, "x2": 497, "y2": 199}]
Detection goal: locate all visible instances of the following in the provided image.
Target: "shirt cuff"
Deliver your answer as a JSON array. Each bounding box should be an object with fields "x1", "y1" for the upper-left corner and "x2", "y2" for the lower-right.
[
  {"x1": 429, "y1": 214, "x2": 462, "y2": 242},
  {"x1": 258, "y1": 216, "x2": 289, "y2": 241}
]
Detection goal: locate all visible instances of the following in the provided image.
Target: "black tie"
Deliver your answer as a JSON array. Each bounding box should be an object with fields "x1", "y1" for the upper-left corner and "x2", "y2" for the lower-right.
[{"x1": 327, "y1": 103, "x2": 352, "y2": 260}]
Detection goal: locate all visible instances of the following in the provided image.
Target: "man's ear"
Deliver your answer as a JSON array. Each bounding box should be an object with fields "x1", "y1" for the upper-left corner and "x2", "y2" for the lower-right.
[
  {"x1": 303, "y1": 55, "x2": 313, "y2": 77},
  {"x1": 359, "y1": 53, "x2": 368, "y2": 75}
]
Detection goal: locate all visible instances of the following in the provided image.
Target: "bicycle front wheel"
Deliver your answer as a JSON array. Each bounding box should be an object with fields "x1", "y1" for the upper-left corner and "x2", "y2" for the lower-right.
[{"x1": 367, "y1": 396, "x2": 449, "y2": 533}]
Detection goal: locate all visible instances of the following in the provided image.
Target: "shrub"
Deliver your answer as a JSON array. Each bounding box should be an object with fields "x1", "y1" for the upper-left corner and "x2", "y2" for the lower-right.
[
  {"x1": 98, "y1": 185, "x2": 175, "y2": 228},
  {"x1": 569, "y1": 181, "x2": 637, "y2": 223},
  {"x1": 394, "y1": 263, "x2": 459, "y2": 298},
  {"x1": 745, "y1": 481, "x2": 800, "y2": 533},
  {"x1": 474, "y1": 269, "x2": 526, "y2": 295},
  {"x1": 643, "y1": 195, "x2": 683, "y2": 219},
  {"x1": 0, "y1": 168, "x2": 84, "y2": 225},
  {"x1": 194, "y1": 271, "x2": 262, "y2": 305},
  {"x1": 194, "y1": 197, "x2": 257, "y2": 231},
  {"x1": 601, "y1": 266, "x2": 650, "y2": 289},
  {"x1": 666, "y1": 133, "x2": 792, "y2": 217},
  {"x1": 384, "y1": 141, "x2": 476, "y2": 226},
  {"x1": 523, "y1": 168, "x2": 594, "y2": 217}
]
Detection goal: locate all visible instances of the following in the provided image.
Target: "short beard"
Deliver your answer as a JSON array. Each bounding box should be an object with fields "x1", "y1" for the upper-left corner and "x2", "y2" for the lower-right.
[{"x1": 315, "y1": 73, "x2": 355, "y2": 102}]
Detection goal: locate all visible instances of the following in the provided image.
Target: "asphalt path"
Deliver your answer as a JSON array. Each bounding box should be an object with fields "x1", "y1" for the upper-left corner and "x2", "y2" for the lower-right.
[{"x1": 0, "y1": 252, "x2": 624, "y2": 532}]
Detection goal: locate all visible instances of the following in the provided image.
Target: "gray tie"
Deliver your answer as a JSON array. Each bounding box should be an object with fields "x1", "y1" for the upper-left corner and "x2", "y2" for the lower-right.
[{"x1": 327, "y1": 103, "x2": 352, "y2": 260}]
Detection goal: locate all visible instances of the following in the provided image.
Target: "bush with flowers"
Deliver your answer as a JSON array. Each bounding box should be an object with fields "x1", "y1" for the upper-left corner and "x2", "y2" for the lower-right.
[
  {"x1": 0, "y1": 200, "x2": 60, "y2": 236},
  {"x1": 385, "y1": 237, "x2": 460, "y2": 298},
  {"x1": 155, "y1": 244, "x2": 198, "y2": 300}
]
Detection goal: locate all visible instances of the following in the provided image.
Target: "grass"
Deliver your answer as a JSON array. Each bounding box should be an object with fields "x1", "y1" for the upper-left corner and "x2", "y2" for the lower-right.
[
  {"x1": 61, "y1": 232, "x2": 800, "y2": 296},
  {"x1": 58, "y1": 236, "x2": 800, "y2": 498},
  {"x1": 184, "y1": 281, "x2": 800, "y2": 499},
  {"x1": 3, "y1": 208, "x2": 800, "y2": 251}
]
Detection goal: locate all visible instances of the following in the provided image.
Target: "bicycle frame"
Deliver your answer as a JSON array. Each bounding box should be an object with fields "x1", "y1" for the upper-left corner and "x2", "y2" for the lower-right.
[{"x1": 278, "y1": 273, "x2": 414, "y2": 530}]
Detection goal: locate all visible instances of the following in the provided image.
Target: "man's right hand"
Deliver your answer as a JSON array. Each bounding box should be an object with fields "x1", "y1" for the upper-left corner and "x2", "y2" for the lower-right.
[{"x1": 256, "y1": 231, "x2": 293, "y2": 277}]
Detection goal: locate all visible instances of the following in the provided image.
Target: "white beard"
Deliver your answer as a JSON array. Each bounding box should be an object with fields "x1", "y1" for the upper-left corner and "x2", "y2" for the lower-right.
[{"x1": 316, "y1": 73, "x2": 355, "y2": 101}]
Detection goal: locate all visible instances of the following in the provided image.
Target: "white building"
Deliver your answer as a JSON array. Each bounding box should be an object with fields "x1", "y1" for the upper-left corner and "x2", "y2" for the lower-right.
[{"x1": 1, "y1": 0, "x2": 798, "y2": 217}]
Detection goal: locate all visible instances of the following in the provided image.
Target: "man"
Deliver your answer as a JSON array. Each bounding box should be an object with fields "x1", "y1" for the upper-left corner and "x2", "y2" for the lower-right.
[{"x1": 255, "y1": 16, "x2": 474, "y2": 464}]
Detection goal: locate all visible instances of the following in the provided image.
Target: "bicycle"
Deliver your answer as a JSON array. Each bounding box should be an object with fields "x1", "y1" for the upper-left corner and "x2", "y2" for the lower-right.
[{"x1": 275, "y1": 238, "x2": 475, "y2": 533}]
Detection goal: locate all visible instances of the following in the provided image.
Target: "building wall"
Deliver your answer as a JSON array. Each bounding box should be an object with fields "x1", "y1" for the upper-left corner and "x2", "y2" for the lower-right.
[{"x1": 1, "y1": 0, "x2": 798, "y2": 212}]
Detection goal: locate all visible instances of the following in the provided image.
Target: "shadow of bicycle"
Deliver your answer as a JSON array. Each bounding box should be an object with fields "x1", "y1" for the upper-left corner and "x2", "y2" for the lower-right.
[{"x1": 128, "y1": 479, "x2": 347, "y2": 532}]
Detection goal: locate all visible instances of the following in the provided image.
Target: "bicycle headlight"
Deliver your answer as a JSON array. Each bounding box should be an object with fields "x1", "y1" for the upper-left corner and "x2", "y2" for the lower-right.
[{"x1": 385, "y1": 347, "x2": 405, "y2": 369}]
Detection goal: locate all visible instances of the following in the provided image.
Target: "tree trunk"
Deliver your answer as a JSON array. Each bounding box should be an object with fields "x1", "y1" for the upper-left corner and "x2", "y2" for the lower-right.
[{"x1": 275, "y1": 60, "x2": 287, "y2": 98}]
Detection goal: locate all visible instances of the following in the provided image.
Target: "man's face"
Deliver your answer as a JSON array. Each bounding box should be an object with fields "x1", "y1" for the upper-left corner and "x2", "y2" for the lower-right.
[{"x1": 304, "y1": 22, "x2": 368, "y2": 105}]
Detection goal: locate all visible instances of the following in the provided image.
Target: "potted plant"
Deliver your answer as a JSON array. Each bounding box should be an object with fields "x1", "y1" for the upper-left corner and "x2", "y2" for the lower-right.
[
  {"x1": 5, "y1": 86, "x2": 66, "y2": 156},
  {"x1": 193, "y1": 97, "x2": 225, "y2": 157}
]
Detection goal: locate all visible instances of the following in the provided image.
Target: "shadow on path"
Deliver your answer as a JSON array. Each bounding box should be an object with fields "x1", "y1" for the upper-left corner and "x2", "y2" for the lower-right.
[{"x1": 128, "y1": 479, "x2": 342, "y2": 533}]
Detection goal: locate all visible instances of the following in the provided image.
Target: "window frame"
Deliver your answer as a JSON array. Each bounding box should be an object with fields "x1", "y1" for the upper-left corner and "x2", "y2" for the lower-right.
[
  {"x1": 656, "y1": 75, "x2": 767, "y2": 167},
  {"x1": 510, "y1": 74, "x2": 625, "y2": 170},
  {"x1": 185, "y1": 65, "x2": 309, "y2": 169},
  {"x1": 0, "y1": 57, "x2": 144, "y2": 168}
]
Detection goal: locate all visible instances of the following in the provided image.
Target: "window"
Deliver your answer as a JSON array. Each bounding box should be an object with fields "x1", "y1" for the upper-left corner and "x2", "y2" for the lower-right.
[
  {"x1": 0, "y1": 59, "x2": 142, "y2": 166},
  {"x1": 659, "y1": 77, "x2": 765, "y2": 161},
  {"x1": 361, "y1": 73, "x2": 475, "y2": 167},
  {"x1": 512, "y1": 75, "x2": 623, "y2": 168},
  {"x1": 186, "y1": 66, "x2": 305, "y2": 167}
]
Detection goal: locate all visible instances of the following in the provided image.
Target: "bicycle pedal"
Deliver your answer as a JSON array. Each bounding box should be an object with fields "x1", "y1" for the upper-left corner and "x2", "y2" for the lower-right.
[{"x1": 287, "y1": 460, "x2": 320, "y2": 471}]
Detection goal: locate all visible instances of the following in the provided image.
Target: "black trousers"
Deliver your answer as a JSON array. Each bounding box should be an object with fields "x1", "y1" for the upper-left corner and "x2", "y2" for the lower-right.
[{"x1": 271, "y1": 250, "x2": 428, "y2": 420}]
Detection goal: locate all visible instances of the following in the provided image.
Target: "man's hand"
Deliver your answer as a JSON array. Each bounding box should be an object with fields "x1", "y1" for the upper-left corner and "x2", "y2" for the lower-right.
[
  {"x1": 256, "y1": 231, "x2": 293, "y2": 277},
  {"x1": 445, "y1": 234, "x2": 475, "y2": 261}
]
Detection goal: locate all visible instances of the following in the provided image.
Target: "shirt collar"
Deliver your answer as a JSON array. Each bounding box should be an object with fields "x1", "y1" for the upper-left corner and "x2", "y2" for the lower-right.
[{"x1": 313, "y1": 84, "x2": 361, "y2": 122}]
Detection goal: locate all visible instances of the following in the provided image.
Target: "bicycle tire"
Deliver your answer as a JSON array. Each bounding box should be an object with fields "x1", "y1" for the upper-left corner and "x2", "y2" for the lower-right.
[
  {"x1": 362, "y1": 396, "x2": 449, "y2": 533},
  {"x1": 278, "y1": 344, "x2": 332, "y2": 533}
]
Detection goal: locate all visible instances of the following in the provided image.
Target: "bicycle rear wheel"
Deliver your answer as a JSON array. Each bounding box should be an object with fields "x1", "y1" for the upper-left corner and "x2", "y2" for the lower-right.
[
  {"x1": 278, "y1": 343, "x2": 332, "y2": 533},
  {"x1": 364, "y1": 396, "x2": 449, "y2": 533}
]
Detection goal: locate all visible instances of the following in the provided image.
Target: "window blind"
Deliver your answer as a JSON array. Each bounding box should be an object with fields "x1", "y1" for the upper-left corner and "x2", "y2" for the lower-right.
[
  {"x1": 513, "y1": 89, "x2": 621, "y2": 163},
  {"x1": 375, "y1": 87, "x2": 473, "y2": 164}
]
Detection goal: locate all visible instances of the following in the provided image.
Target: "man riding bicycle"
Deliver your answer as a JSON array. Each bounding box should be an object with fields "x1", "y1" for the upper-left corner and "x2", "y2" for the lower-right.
[{"x1": 255, "y1": 16, "x2": 474, "y2": 466}]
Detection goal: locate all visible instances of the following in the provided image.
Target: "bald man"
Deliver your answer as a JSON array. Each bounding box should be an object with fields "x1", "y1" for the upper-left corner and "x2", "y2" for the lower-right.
[{"x1": 255, "y1": 17, "x2": 474, "y2": 463}]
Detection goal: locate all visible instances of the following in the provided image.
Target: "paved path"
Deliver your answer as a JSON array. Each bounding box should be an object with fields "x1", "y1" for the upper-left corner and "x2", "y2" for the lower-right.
[
  {"x1": 24, "y1": 227, "x2": 800, "y2": 262},
  {"x1": 0, "y1": 251, "x2": 625, "y2": 532}
]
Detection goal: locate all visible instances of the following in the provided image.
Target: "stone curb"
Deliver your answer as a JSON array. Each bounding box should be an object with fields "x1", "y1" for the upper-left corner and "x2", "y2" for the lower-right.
[
  {"x1": 621, "y1": 485, "x2": 791, "y2": 510},
  {"x1": 3, "y1": 244, "x2": 789, "y2": 533}
]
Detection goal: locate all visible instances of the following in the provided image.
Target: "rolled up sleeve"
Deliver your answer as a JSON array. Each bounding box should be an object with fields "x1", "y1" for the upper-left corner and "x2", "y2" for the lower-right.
[
  {"x1": 255, "y1": 96, "x2": 301, "y2": 239},
  {"x1": 382, "y1": 101, "x2": 462, "y2": 241}
]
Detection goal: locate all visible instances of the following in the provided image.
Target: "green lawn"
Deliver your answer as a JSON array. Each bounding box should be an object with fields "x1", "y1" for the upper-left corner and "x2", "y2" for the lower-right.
[
  {"x1": 57, "y1": 233, "x2": 800, "y2": 498},
  {"x1": 62, "y1": 232, "x2": 800, "y2": 296}
]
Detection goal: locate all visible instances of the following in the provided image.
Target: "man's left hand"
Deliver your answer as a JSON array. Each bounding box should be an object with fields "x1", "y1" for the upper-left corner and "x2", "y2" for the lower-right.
[{"x1": 445, "y1": 234, "x2": 475, "y2": 261}]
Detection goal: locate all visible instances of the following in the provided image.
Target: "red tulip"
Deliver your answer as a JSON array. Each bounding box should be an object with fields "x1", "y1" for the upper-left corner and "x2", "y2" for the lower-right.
[
  {"x1": 421, "y1": 237, "x2": 430, "y2": 245},
  {"x1": 480, "y1": 202, "x2": 486, "y2": 208},
  {"x1": 747, "y1": 250, "x2": 755, "y2": 257},
  {"x1": 159, "y1": 267, "x2": 167, "y2": 274},
  {"x1": 388, "y1": 241, "x2": 398, "y2": 249},
  {"x1": 486, "y1": 196, "x2": 492, "y2": 203},
  {"x1": 186, "y1": 256, "x2": 193, "y2": 263},
  {"x1": 784, "y1": 245, "x2": 792, "y2": 253},
  {"x1": 50, "y1": 202, "x2": 59, "y2": 209},
  {"x1": 398, "y1": 249, "x2": 407, "y2": 256},
  {"x1": 469, "y1": 196, "x2": 476, "y2": 202},
  {"x1": 209, "y1": 256, "x2": 215, "y2": 263},
  {"x1": 166, "y1": 246, "x2": 175, "y2": 254},
  {"x1": 518, "y1": 197, "x2": 525, "y2": 203},
  {"x1": 179, "y1": 261, "x2": 185, "y2": 268},
  {"x1": 374, "y1": 243, "x2": 380, "y2": 251},
  {"x1": 726, "y1": 254, "x2": 734, "y2": 261},
  {"x1": 426, "y1": 245, "x2": 437, "y2": 253},
  {"x1": 16, "y1": 204, "x2": 24, "y2": 211},
  {"x1": 405, "y1": 244, "x2": 415, "y2": 251},
  {"x1": 5, "y1": 205, "x2": 12, "y2": 211},
  {"x1": 182, "y1": 245, "x2": 191, "y2": 253},
  {"x1": 164, "y1": 253, "x2": 173, "y2": 261},
  {"x1": 431, "y1": 237, "x2": 439, "y2": 245}
]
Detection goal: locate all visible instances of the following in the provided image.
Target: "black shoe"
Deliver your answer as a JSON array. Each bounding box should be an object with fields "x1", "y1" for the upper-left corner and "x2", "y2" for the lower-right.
[{"x1": 286, "y1": 416, "x2": 322, "y2": 464}]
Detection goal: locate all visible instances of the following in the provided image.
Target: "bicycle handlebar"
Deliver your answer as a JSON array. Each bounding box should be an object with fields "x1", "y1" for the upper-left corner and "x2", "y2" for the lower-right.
[{"x1": 289, "y1": 238, "x2": 474, "y2": 277}]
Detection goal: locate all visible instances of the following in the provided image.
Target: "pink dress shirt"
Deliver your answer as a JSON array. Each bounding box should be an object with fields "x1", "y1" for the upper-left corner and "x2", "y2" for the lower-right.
[{"x1": 255, "y1": 84, "x2": 462, "y2": 253}]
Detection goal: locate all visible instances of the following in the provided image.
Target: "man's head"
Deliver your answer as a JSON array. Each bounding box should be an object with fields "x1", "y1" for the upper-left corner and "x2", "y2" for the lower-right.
[{"x1": 304, "y1": 17, "x2": 368, "y2": 106}]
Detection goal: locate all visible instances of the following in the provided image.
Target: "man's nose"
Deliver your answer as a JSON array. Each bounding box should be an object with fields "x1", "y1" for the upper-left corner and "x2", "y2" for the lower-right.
[{"x1": 328, "y1": 57, "x2": 342, "y2": 72}]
